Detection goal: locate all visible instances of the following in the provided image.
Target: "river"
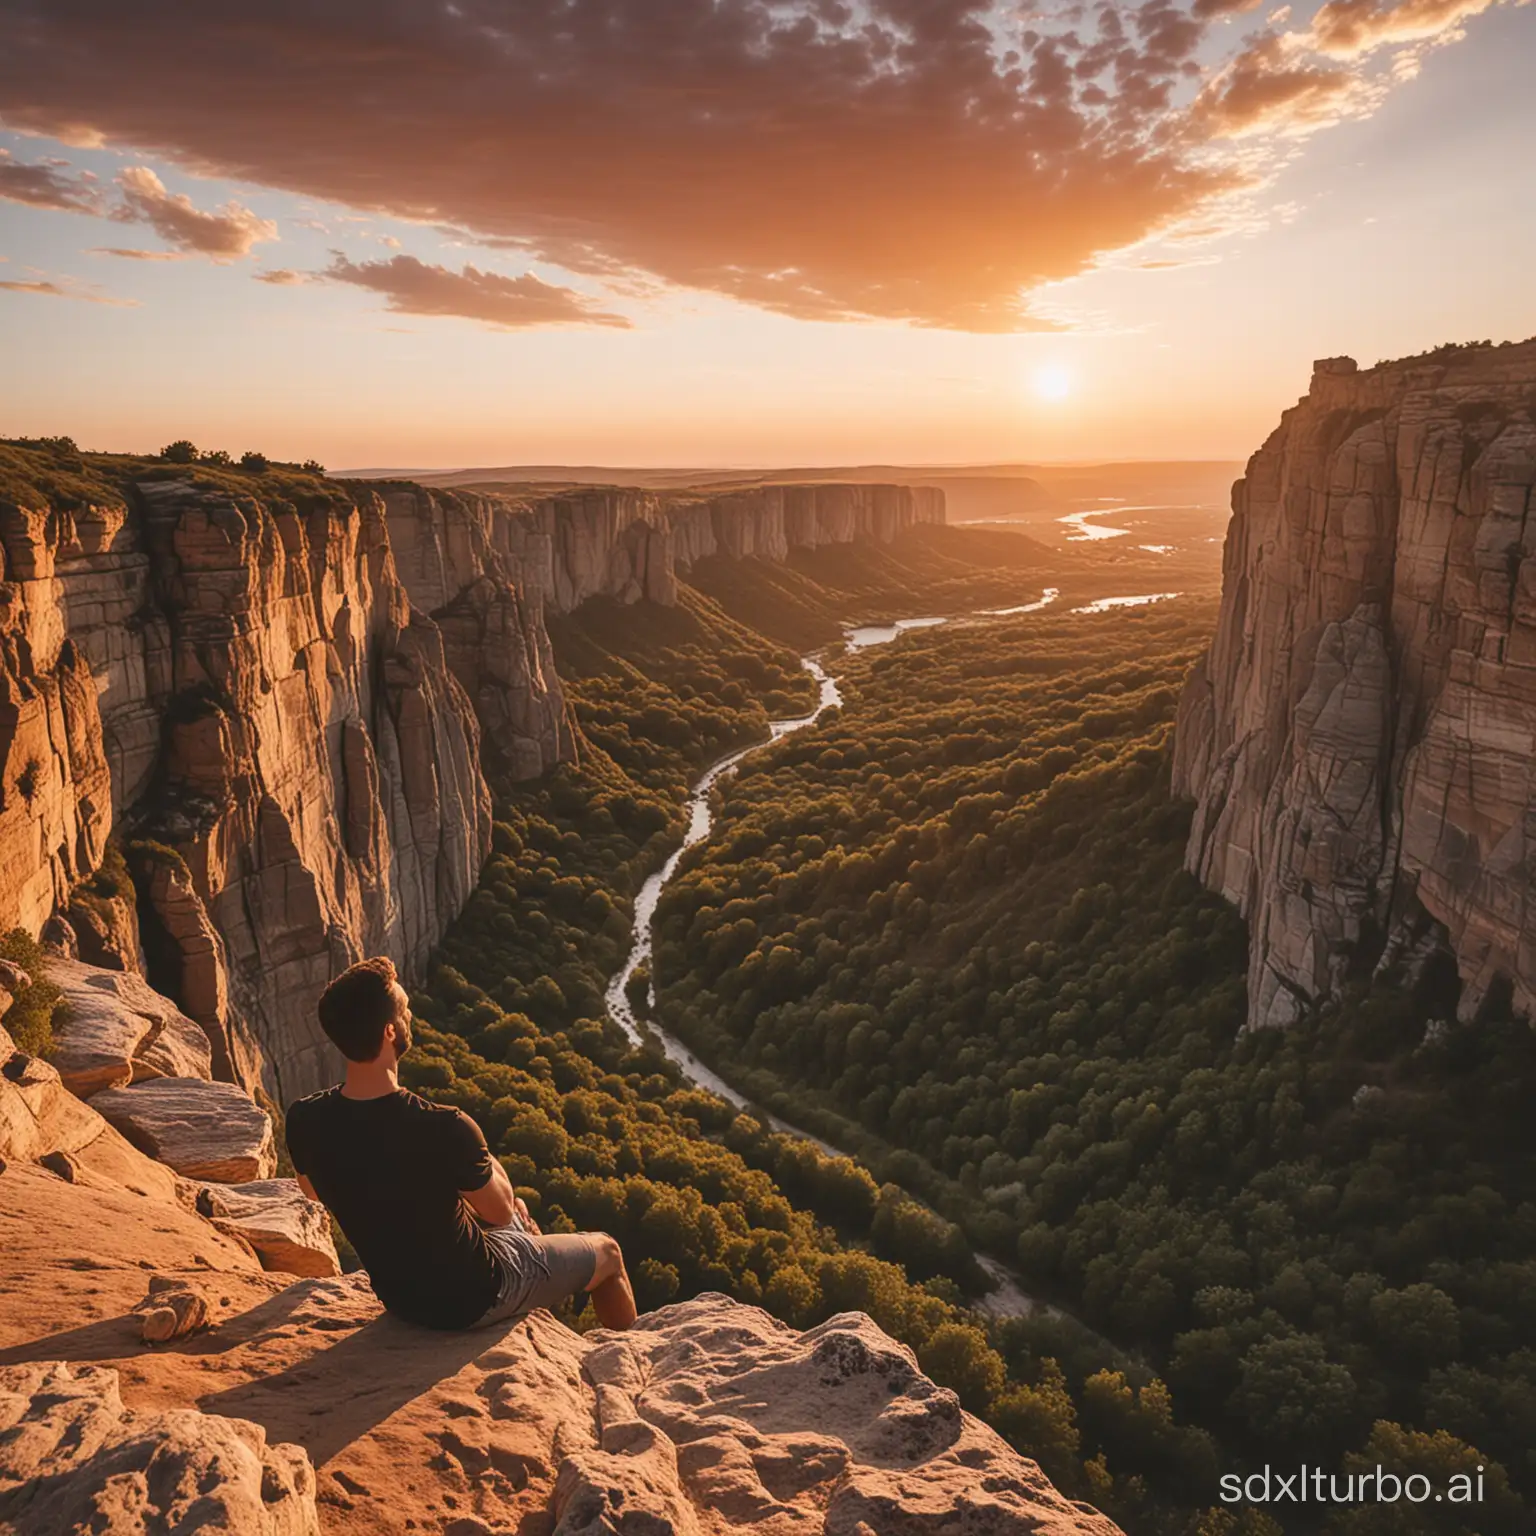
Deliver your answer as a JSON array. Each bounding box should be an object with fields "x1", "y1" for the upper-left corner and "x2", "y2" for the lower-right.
[{"x1": 601, "y1": 585, "x2": 1156, "y2": 1320}]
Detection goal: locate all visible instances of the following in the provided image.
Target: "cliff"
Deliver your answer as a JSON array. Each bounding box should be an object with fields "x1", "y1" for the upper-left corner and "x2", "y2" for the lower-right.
[
  {"x1": 0, "y1": 462, "x2": 495, "y2": 1098},
  {"x1": 1174, "y1": 340, "x2": 1536, "y2": 1027},
  {"x1": 0, "y1": 975, "x2": 1115, "y2": 1536},
  {"x1": 0, "y1": 444, "x2": 944, "y2": 1101}
]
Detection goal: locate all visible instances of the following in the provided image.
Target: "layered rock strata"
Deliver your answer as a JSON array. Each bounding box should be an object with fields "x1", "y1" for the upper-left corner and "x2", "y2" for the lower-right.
[
  {"x1": 0, "y1": 468, "x2": 493, "y2": 1100},
  {"x1": 47, "y1": 956, "x2": 212, "y2": 1098},
  {"x1": 1174, "y1": 341, "x2": 1536, "y2": 1026},
  {"x1": 3, "y1": 452, "x2": 943, "y2": 1101},
  {"x1": 90, "y1": 1078, "x2": 277, "y2": 1182}
]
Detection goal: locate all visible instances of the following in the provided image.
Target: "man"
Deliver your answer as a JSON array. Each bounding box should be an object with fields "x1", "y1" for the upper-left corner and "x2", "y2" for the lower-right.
[{"x1": 286, "y1": 957, "x2": 636, "y2": 1332}]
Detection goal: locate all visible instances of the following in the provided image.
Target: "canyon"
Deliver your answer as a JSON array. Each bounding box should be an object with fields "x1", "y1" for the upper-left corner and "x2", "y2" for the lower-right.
[
  {"x1": 1175, "y1": 339, "x2": 1536, "y2": 1027},
  {"x1": 0, "y1": 448, "x2": 942, "y2": 1102},
  {"x1": 0, "y1": 458, "x2": 1123, "y2": 1532}
]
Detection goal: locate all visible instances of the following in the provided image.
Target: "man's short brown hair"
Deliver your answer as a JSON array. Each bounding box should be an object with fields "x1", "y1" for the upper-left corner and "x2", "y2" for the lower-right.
[{"x1": 318, "y1": 956, "x2": 402, "y2": 1062}]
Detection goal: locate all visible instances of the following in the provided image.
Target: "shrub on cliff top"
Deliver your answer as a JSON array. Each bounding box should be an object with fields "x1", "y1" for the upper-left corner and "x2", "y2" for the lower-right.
[{"x1": 0, "y1": 928, "x2": 62, "y2": 1058}]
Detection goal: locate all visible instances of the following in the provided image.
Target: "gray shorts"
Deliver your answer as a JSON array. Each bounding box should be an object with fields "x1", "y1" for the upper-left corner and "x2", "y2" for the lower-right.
[{"x1": 477, "y1": 1227, "x2": 599, "y2": 1326}]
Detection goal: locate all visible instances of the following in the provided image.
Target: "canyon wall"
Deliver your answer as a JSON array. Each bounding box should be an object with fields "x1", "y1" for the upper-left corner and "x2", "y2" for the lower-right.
[
  {"x1": 0, "y1": 453, "x2": 945, "y2": 1100},
  {"x1": 2, "y1": 470, "x2": 496, "y2": 1098},
  {"x1": 1174, "y1": 340, "x2": 1536, "y2": 1027}
]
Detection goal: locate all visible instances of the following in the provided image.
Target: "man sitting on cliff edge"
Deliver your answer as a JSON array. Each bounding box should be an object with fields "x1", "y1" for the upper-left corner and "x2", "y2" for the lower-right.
[{"x1": 286, "y1": 957, "x2": 637, "y2": 1332}]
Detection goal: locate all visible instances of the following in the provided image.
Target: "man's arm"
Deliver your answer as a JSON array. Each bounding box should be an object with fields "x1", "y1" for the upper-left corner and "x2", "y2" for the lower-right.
[
  {"x1": 296, "y1": 1173, "x2": 319, "y2": 1202},
  {"x1": 445, "y1": 1109, "x2": 517, "y2": 1226},
  {"x1": 462, "y1": 1156, "x2": 516, "y2": 1227}
]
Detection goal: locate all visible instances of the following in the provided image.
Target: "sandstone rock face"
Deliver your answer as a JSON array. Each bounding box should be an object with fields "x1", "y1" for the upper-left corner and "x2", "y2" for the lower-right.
[
  {"x1": 0, "y1": 470, "x2": 497, "y2": 1101},
  {"x1": 381, "y1": 487, "x2": 576, "y2": 777},
  {"x1": 90, "y1": 1077, "x2": 277, "y2": 1183},
  {"x1": 0, "y1": 1263, "x2": 1117, "y2": 1536},
  {"x1": 2, "y1": 460, "x2": 944, "y2": 1102},
  {"x1": 126, "y1": 480, "x2": 493, "y2": 1100},
  {"x1": 0, "y1": 1022, "x2": 177, "y2": 1200},
  {"x1": 47, "y1": 956, "x2": 212, "y2": 1098},
  {"x1": 193, "y1": 1178, "x2": 341, "y2": 1278},
  {"x1": 0, "y1": 1360, "x2": 319, "y2": 1536},
  {"x1": 563, "y1": 1295, "x2": 1117, "y2": 1536},
  {"x1": 1175, "y1": 341, "x2": 1536, "y2": 1026}
]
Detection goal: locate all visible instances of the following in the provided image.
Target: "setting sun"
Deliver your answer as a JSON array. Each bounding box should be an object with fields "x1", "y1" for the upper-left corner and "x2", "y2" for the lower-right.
[{"x1": 1033, "y1": 364, "x2": 1074, "y2": 402}]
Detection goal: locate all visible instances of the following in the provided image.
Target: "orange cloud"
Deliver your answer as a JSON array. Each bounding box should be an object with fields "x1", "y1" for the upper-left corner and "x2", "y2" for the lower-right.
[
  {"x1": 0, "y1": 275, "x2": 135, "y2": 304},
  {"x1": 1193, "y1": 34, "x2": 1358, "y2": 134},
  {"x1": 322, "y1": 253, "x2": 630, "y2": 330},
  {"x1": 0, "y1": 0, "x2": 1516, "y2": 328},
  {"x1": 1310, "y1": 0, "x2": 1502, "y2": 52},
  {"x1": 88, "y1": 246, "x2": 190, "y2": 260},
  {"x1": 0, "y1": 149, "x2": 100, "y2": 212},
  {"x1": 111, "y1": 166, "x2": 277, "y2": 260}
]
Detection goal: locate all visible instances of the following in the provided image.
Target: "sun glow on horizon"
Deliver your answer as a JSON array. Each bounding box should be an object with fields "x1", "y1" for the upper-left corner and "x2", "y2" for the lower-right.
[{"x1": 1032, "y1": 364, "x2": 1074, "y2": 402}]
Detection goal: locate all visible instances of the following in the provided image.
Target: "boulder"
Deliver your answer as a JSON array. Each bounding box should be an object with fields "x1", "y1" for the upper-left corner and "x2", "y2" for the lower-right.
[
  {"x1": 47, "y1": 957, "x2": 213, "y2": 1099},
  {"x1": 193, "y1": 1179, "x2": 340, "y2": 1278},
  {"x1": 0, "y1": 1025, "x2": 177, "y2": 1201},
  {"x1": 133, "y1": 1275, "x2": 213, "y2": 1343},
  {"x1": 90, "y1": 1078, "x2": 276, "y2": 1182},
  {"x1": 0, "y1": 1360, "x2": 318, "y2": 1535}
]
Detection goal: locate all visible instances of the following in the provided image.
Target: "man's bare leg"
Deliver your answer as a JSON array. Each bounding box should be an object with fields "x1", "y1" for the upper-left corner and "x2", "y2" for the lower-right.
[{"x1": 585, "y1": 1234, "x2": 637, "y2": 1330}]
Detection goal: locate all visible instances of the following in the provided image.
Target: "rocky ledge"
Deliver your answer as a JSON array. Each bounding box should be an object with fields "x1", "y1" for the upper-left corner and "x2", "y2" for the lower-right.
[
  {"x1": 1175, "y1": 339, "x2": 1536, "y2": 1027},
  {"x1": 0, "y1": 1276, "x2": 1118, "y2": 1536},
  {"x1": 0, "y1": 942, "x2": 1115, "y2": 1534}
]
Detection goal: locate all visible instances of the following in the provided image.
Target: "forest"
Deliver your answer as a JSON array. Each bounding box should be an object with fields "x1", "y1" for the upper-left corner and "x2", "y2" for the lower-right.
[
  {"x1": 380, "y1": 563, "x2": 1318, "y2": 1536},
  {"x1": 642, "y1": 593, "x2": 1535, "y2": 1533}
]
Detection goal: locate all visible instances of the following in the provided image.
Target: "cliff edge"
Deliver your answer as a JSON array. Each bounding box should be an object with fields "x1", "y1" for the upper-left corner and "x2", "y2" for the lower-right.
[
  {"x1": 1174, "y1": 339, "x2": 1536, "y2": 1027},
  {"x1": 0, "y1": 977, "x2": 1115, "y2": 1536}
]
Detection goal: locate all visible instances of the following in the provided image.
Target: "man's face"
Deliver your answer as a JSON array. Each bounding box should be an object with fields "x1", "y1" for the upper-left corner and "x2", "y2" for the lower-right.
[{"x1": 388, "y1": 982, "x2": 413, "y2": 1061}]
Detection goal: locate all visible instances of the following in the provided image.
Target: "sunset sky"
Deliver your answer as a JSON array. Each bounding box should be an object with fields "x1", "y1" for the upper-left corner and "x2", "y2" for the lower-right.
[{"x1": 2, "y1": 0, "x2": 1532, "y2": 469}]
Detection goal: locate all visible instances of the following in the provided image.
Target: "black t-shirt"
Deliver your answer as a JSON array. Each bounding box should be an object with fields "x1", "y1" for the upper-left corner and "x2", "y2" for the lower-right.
[{"x1": 286, "y1": 1087, "x2": 501, "y2": 1330}]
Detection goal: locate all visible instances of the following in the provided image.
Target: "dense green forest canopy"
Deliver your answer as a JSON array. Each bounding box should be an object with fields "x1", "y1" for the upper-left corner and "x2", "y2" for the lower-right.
[
  {"x1": 399, "y1": 553, "x2": 1310, "y2": 1534},
  {"x1": 647, "y1": 594, "x2": 1536, "y2": 1533}
]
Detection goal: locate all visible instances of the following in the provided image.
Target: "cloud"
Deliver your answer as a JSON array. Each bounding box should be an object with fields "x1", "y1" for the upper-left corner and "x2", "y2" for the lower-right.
[
  {"x1": 0, "y1": 149, "x2": 100, "y2": 212},
  {"x1": 0, "y1": 0, "x2": 1515, "y2": 329},
  {"x1": 1192, "y1": 33, "x2": 1360, "y2": 133},
  {"x1": 322, "y1": 253, "x2": 630, "y2": 329},
  {"x1": 88, "y1": 245, "x2": 190, "y2": 260},
  {"x1": 1309, "y1": 0, "x2": 1501, "y2": 53},
  {"x1": 111, "y1": 166, "x2": 277, "y2": 259},
  {"x1": 0, "y1": 275, "x2": 136, "y2": 304},
  {"x1": 254, "y1": 267, "x2": 305, "y2": 285},
  {"x1": 1193, "y1": 0, "x2": 1266, "y2": 18}
]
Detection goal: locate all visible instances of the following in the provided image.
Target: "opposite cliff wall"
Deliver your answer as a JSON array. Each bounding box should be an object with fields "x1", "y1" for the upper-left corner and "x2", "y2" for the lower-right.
[{"x1": 1174, "y1": 341, "x2": 1536, "y2": 1028}]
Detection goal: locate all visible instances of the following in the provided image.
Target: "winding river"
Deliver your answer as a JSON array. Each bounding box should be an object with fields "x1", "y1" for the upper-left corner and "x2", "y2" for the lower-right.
[{"x1": 601, "y1": 585, "x2": 1165, "y2": 1320}]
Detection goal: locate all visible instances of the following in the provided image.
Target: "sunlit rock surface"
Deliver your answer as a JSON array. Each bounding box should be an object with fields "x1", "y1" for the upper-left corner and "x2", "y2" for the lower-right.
[{"x1": 1175, "y1": 340, "x2": 1536, "y2": 1026}]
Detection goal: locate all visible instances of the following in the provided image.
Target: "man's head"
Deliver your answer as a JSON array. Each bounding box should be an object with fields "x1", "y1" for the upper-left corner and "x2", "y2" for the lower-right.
[{"x1": 317, "y1": 956, "x2": 412, "y2": 1064}]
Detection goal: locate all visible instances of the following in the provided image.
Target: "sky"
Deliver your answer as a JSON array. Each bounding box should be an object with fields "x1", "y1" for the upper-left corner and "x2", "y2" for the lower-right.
[{"x1": 0, "y1": 0, "x2": 1532, "y2": 469}]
